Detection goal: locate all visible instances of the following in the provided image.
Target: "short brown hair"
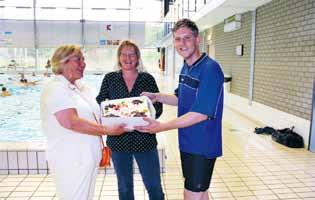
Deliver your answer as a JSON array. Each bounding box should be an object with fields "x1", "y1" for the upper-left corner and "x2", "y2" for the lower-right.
[{"x1": 172, "y1": 18, "x2": 199, "y2": 36}]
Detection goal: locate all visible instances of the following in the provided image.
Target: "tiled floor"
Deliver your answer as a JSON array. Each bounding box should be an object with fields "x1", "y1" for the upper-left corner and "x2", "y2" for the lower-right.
[{"x1": 1, "y1": 75, "x2": 315, "y2": 200}]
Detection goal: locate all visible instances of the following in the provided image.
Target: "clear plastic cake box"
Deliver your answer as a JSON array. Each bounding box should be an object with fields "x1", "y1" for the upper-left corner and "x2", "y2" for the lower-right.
[{"x1": 100, "y1": 96, "x2": 156, "y2": 130}]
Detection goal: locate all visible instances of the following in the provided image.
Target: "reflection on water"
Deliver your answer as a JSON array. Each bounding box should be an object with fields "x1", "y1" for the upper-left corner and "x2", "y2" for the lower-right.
[{"x1": 0, "y1": 74, "x2": 104, "y2": 142}]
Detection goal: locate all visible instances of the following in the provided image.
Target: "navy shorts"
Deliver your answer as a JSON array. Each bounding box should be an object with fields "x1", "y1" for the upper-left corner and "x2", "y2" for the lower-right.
[{"x1": 180, "y1": 151, "x2": 216, "y2": 192}]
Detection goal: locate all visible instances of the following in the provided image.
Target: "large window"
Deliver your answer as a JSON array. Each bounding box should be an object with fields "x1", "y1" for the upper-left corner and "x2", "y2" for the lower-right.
[
  {"x1": 83, "y1": 47, "x2": 117, "y2": 71},
  {"x1": 0, "y1": 0, "x2": 162, "y2": 22},
  {"x1": 0, "y1": 48, "x2": 36, "y2": 71},
  {"x1": 0, "y1": 0, "x2": 164, "y2": 73},
  {"x1": 0, "y1": 46, "x2": 160, "y2": 73}
]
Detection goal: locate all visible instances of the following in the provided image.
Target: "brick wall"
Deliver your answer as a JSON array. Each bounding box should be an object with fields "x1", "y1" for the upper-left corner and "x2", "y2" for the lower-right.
[
  {"x1": 212, "y1": 11, "x2": 252, "y2": 98},
  {"x1": 254, "y1": 0, "x2": 315, "y2": 119},
  {"x1": 208, "y1": 0, "x2": 315, "y2": 120}
]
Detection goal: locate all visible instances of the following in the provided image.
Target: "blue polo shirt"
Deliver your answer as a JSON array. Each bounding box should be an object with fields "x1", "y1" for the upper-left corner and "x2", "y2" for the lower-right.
[{"x1": 175, "y1": 53, "x2": 224, "y2": 159}]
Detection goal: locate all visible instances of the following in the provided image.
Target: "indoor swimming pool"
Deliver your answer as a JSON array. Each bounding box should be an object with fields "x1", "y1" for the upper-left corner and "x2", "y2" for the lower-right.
[
  {"x1": 0, "y1": 73, "x2": 166, "y2": 175},
  {"x1": 0, "y1": 73, "x2": 104, "y2": 142}
]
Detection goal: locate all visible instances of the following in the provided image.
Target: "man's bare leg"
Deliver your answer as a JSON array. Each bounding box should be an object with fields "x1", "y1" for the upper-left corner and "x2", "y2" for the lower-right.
[{"x1": 184, "y1": 189, "x2": 209, "y2": 200}]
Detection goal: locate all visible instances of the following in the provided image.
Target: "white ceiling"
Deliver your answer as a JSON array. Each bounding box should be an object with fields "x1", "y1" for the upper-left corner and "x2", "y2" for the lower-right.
[{"x1": 192, "y1": 0, "x2": 273, "y2": 31}]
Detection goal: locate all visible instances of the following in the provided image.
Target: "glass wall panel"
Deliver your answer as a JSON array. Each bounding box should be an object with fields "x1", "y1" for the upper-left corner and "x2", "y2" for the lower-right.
[
  {"x1": 130, "y1": 0, "x2": 161, "y2": 22},
  {"x1": 0, "y1": 7, "x2": 33, "y2": 20},
  {"x1": 83, "y1": 9, "x2": 129, "y2": 21},
  {"x1": 36, "y1": 8, "x2": 81, "y2": 20},
  {"x1": 36, "y1": 0, "x2": 82, "y2": 8},
  {"x1": 141, "y1": 48, "x2": 160, "y2": 73},
  {"x1": 83, "y1": 47, "x2": 117, "y2": 71},
  {"x1": 145, "y1": 23, "x2": 163, "y2": 47},
  {"x1": 37, "y1": 21, "x2": 81, "y2": 47},
  {"x1": 0, "y1": 47, "x2": 36, "y2": 71},
  {"x1": 0, "y1": 0, "x2": 33, "y2": 7},
  {"x1": 84, "y1": 0, "x2": 129, "y2": 9},
  {"x1": 83, "y1": 0, "x2": 129, "y2": 21},
  {"x1": 196, "y1": 0, "x2": 205, "y2": 12},
  {"x1": 0, "y1": 46, "x2": 160, "y2": 74},
  {"x1": 0, "y1": 20, "x2": 34, "y2": 47},
  {"x1": 0, "y1": 0, "x2": 163, "y2": 73},
  {"x1": 37, "y1": 48, "x2": 55, "y2": 71},
  {"x1": 84, "y1": 21, "x2": 145, "y2": 48},
  {"x1": 0, "y1": 48, "x2": 10, "y2": 68}
]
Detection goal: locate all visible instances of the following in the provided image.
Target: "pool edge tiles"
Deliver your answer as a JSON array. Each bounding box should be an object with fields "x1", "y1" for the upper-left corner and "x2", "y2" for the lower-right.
[
  {"x1": 0, "y1": 143, "x2": 166, "y2": 175},
  {"x1": 0, "y1": 141, "x2": 46, "y2": 151}
]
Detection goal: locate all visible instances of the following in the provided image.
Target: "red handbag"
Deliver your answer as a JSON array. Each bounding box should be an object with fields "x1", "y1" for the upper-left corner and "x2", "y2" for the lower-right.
[{"x1": 99, "y1": 137, "x2": 112, "y2": 168}]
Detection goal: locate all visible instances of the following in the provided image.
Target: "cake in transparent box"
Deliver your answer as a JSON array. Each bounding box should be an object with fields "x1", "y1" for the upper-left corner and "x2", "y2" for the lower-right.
[{"x1": 100, "y1": 96, "x2": 155, "y2": 129}]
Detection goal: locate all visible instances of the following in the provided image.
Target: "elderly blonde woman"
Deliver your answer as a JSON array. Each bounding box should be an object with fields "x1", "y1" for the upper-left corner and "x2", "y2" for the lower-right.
[
  {"x1": 40, "y1": 44, "x2": 127, "y2": 200},
  {"x1": 96, "y1": 40, "x2": 164, "y2": 200}
]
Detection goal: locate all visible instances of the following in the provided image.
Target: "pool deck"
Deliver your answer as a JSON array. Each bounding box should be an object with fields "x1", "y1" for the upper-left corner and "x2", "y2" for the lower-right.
[
  {"x1": 1, "y1": 74, "x2": 315, "y2": 199},
  {"x1": 1, "y1": 106, "x2": 315, "y2": 199}
]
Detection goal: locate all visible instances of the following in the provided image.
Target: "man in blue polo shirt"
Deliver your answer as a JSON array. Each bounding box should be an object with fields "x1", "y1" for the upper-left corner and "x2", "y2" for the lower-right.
[{"x1": 136, "y1": 18, "x2": 224, "y2": 200}]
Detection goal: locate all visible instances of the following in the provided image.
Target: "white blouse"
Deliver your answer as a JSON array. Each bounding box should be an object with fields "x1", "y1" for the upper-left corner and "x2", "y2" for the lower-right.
[{"x1": 40, "y1": 75, "x2": 101, "y2": 169}]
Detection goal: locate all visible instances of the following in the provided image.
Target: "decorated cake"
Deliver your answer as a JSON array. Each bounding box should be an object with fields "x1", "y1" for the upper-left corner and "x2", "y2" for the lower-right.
[{"x1": 102, "y1": 96, "x2": 151, "y2": 118}]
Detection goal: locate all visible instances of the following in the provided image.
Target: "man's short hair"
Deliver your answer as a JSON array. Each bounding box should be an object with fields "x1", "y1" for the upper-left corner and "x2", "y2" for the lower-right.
[{"x1": 172, "y1": 18, "x2": 199, "y2": 36}]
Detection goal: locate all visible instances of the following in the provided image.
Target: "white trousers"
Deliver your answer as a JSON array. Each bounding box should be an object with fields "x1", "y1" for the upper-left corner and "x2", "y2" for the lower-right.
[{"x1": 51, "y1": 162, "x2": 99, "y2": 200}]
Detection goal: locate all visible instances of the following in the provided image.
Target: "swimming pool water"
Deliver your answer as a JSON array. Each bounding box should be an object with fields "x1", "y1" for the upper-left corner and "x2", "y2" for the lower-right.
[{"x1": 0, "y1": 74, "x2": 104, "y2": 142}]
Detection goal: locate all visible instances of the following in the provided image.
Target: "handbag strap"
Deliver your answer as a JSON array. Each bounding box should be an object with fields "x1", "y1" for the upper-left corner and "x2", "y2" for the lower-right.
[
  {"x1": 69, "y1": 82, "x2": 105, "y2": 147},
  {"x1": 92, "y1": 112, "x2": 105, "y2": 148},
  {"x1": 99, "y1": 134, "x2": 105, "y2": 148}
]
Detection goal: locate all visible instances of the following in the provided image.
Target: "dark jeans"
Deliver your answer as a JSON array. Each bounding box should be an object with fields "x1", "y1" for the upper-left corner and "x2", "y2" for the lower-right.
[{"x1": 111, "y1": 148, "x2": 164, "y2": 200}]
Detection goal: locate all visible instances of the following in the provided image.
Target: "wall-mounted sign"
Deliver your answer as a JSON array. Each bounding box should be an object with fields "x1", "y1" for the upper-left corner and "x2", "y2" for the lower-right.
[
  {"x1": 0, "y1": 31, "x2": 13, "y2": 45},
  {"x1": 4, "y1": 31, "x2": 12, "y2": 36},
  {"x1": 236, "y1": 45, "x2": 243, "y2": 56},
  {"x1": 99, "y1": 39, "x2": 120, "y2": 46},
  {"x1": 99, "y1": 39, "x2": 106, "y2": 45},
  {"x1": 224, "y1": 14, "x2": 241, "y2": 32},
  {"x1": 105, "y1": 24, "x2": 112, "y2": 31}
]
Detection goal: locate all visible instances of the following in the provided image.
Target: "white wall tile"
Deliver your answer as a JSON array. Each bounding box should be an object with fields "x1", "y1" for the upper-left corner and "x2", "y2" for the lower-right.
[
  {"x1": 18, "y1": 151, "x2": 28, "y2": 170},
  {"x1": 225, "y1": 93, "x2": 310, "y2": 147},
  {"x1": 28, "y1": 170, "x2": 38, "y2": 174},
  {"x1": 18, "y1": 170, "x2": 29, "y2": 174},
  {"x1": 9, "y1": 170, "x2": 19, "y2": 174},
  {"x1": 0, "y1": 169, "x2": 9, "y2": 175},
  {"x1": 27, "y1": 151, "x2": 38, "y2": 170},
  {"x1": 38, "y1": 169, "x2": 48, "y2": 174},
  {"x1": 7, "y1": 151, "x2": 18, "y2": 170},
  {"x1": 0, "y1": 151, "x2": 8, "y2": 170},
  {"x1": 37, "y1": 151, "x2": 48, "y2": 170}
]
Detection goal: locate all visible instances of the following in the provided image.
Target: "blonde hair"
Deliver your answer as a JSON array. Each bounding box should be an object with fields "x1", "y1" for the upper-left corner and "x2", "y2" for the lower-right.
[
  {"x1": 51, "y1": 44, "x2": 82, "y2": 74},
  {"x1": 115, "y1": 40, "x2": 146, "y2": 72}
]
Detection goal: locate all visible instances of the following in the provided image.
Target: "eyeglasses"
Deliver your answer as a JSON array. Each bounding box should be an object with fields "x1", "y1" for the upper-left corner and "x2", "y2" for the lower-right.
[
  {"x1": 67, "y1": 56, "x2": 85, "y2": 63},
  {"x1": 120, "y1": 53, "x2": 137, "y2": 58}
]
